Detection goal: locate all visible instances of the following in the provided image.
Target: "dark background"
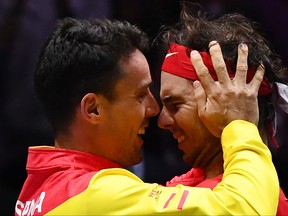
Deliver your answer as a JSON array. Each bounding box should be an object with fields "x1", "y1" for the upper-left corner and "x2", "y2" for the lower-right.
[{"x1": 1, "y1": 0, "x2": 288, "y2": 215}]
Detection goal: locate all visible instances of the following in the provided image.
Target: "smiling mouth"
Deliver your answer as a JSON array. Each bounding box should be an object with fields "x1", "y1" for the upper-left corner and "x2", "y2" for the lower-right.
[
  {"x1": 138, "y1": 128, "x2": 146, "y2": 139},
  {"x1": 177, "y1": 136, "x2": 185, "y2": 143},
  {"x1": 173, "y1": 133, "x2": 185, "y2": 143}
]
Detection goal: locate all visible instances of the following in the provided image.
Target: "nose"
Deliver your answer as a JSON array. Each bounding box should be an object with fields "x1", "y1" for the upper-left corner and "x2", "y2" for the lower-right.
[
  {"x1": 158, "y1": 108, "x2": 174, "y2": 130},
  {"x1": 146, "y1": 92, "x2": 160, "y2": 117}
]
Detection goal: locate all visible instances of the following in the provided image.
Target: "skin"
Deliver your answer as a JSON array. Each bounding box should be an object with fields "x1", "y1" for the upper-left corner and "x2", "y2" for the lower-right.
[
  {"x1": 55, "y1": 49, "x2": 160, "y2": 167},
  {"x1": 191, "y1": 42, "x2": 262, "y2": 135},
  {"x1": 158, "y1": 71, "x2": 224, "y2": 177},
  {"x1": 159, "y1": 42, "x2": 264, "y2": 178}
]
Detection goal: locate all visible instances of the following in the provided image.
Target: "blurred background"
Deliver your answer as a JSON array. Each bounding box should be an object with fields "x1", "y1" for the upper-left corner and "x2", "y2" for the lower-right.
[{"x1": 1, "y1": 0, "x2": 287, "y2": 214}]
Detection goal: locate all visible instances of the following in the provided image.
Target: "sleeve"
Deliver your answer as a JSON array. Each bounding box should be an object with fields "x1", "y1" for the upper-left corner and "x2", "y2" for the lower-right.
[{"x1": 46, "y1": 120, "x2": 279, "y2": 215}]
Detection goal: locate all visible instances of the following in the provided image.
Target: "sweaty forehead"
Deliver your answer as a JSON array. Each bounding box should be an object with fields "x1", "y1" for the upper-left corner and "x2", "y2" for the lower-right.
[
  {"x1": 160, "y1": 71, "x2": 193, "y2": 101},
  {"x1": 161, "y1": 71, "x2": 192, "y2": 87}
]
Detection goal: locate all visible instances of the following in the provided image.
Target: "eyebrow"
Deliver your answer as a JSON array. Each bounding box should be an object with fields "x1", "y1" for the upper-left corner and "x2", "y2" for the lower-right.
[{"x1": 135, "y1": 80, "x2": 153, "y2": 95}]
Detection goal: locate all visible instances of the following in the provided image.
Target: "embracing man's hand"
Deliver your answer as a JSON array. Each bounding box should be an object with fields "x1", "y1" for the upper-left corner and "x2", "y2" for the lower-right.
[{"x1": 190, "y1": 41, "x2": 265, "y2": 138}]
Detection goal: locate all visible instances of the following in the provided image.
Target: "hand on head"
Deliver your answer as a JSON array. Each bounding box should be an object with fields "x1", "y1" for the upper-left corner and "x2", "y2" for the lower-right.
[{"x1": 190, "y1": 41, "x2": 265, "y2": 137}]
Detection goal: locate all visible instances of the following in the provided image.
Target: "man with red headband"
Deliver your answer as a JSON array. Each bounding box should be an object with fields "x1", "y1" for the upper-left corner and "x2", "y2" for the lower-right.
[{"x1": 157, "y1": 4, "x2": 288, "y2": 215}]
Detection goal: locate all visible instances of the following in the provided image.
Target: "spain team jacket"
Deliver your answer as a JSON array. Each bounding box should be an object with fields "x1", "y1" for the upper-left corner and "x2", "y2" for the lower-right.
[
  {"x1": 166, "y1": 167, "x2": 288, "y2": 215},
  {"x1": 15, "y1": 120, "x2": 279, "y2": 215}
]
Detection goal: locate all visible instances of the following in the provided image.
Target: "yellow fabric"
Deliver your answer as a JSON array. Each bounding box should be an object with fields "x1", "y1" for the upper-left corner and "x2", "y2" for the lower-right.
[{"x1": 47, "y1": 120, "x2": 279, "y2": 215}]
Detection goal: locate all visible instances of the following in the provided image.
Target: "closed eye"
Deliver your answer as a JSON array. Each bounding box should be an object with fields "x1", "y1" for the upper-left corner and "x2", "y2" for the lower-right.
[
  {"x1": 137, "y1": 90, "x2": 149, "y2": 103},
  {"x1": 136, "y1": 82, "x2": 154, "y2": 103},
  {"x1": 163, "y1": 102, "x2": 182, "y2": 112}
]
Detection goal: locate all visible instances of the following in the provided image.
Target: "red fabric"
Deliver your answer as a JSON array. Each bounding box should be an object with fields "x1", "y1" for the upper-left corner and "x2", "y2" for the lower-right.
[
  {"x1": 161, "y1": 43, "x2": 272, "y2": 96},
  {"x1": 166, "y1": 168, "x2": 205, "y2": 187},
  {"x1": 166, "y1": 168, "x2": 288, "y2": 215},
  {"x1": 15, "y1": 147, "x2": 122, "y2": 215}
]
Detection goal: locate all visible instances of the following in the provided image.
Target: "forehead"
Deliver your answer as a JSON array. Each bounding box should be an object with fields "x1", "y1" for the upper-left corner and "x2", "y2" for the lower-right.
[{"x1": 160, "y1": 71, "x2": 193, "y2": 98}]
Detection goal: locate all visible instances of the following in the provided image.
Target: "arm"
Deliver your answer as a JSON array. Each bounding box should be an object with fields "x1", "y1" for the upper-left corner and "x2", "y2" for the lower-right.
[
  {"x1": 47, "y1": 126, "x2": 277, "y2": 215},
  {"x1": 189, "y1": 41, "x2": 279, "y2": 214}
]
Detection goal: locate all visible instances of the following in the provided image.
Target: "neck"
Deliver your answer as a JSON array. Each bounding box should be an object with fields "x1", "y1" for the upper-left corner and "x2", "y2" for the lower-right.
[
  {"x1": 203, "y1": 149, "x2": 224, "y2": 179},
  {"x1": 54, "y1": 123, "x2": 94, "y2": 154}
]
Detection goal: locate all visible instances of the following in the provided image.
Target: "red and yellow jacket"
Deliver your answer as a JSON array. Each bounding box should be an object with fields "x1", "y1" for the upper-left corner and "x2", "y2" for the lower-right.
[
  {"x1": 167, "y1": 167, "x2": 288, "y2": 215},
  {"x1": 15, "y1": 120, "x2": 279, "y2": 215}
]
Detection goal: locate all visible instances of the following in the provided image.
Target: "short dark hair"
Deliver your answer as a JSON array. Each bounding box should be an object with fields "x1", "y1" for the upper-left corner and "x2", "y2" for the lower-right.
[
  {"x1": 155, "y1": 2, "x2": 288, "y2": 134},
  {"x1": 34, "y1": 18, "x2": 149, "y2": 135}
]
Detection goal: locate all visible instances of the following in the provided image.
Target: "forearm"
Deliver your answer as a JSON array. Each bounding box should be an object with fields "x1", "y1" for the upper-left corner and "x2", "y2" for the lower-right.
[{"x1": 217, "y1": 120, "x2": 279, "y2": 215}]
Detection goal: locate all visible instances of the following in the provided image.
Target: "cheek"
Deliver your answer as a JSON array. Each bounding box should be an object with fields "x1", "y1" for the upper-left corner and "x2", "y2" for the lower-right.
[
  {"x1": 176, "y1": 105, "x2": 199, "y2": 126},
  {"x1": 179, "y1": 111, "x2": 211, "y2": 142},
  {"x1": 120, "y1": 111, "x2": 143, "y2": 139},
  {"x1": 113, "y1": 104, "x2": 142, "y2": 124}
]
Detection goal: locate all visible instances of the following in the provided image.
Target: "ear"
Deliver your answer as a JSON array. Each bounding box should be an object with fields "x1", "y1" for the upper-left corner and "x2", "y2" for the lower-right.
[{"x1": 80, "y1": 93, "x2": 101, "y2": 124}]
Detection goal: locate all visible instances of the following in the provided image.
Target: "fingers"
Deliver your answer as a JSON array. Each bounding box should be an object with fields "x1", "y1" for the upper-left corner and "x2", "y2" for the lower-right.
[
  {"x1": 190, "y1": 50, "x2": 214, "y2": 94},
  {"x1": 208, "y1": 41, "x2": 230, "y2": 84},
  {"x1": 234, "y1": 43, "x2": 249, "y2": 87},
  {"x1": 250, "y1": 64, "x2": 265, "y2": 93},
  {"x1": 190, "y1": 40, "x2": 264, "y2": 137},
  {"x1": 193, "y1": 80, "x2": 206, "y2": 115},
  {"x1": 234, "y1": 43, "x2": 264, "y2": 92}
]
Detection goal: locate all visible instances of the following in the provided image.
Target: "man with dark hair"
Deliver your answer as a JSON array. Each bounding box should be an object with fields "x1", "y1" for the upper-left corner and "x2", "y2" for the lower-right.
[
  {"x1": 156, "y1": 3, "x2": 288, "y2": 215},
  {"x1": 15, "y1": 17, "x2": 278, "y2": 215}
]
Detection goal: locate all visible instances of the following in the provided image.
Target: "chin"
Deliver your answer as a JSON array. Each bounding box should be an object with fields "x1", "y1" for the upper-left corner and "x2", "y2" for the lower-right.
[
  {"x1": 135, "y1": 155, "x2": 143, "y2": 165},
  {"x1": 126, "y1": 155, "x2": 143, "y2": 167}
]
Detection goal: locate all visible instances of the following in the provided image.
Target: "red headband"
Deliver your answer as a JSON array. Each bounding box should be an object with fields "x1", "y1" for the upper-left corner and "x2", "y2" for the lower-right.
[{"x1": 161, "y1": 43, "x2": 271, "y2": 95}]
